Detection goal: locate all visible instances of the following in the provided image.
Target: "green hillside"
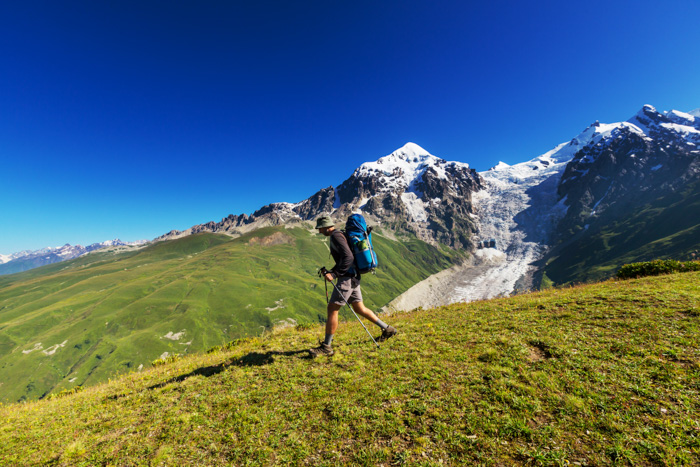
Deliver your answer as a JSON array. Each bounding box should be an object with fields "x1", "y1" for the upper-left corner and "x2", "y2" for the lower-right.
[
  {"x1": 1, "y1": 272, "x2": 698, "y2": 465},
  {"x1": 542, "y1": 179, "x2": 700, "y2": 286},
  {"x1": 0, "y1": 227, "x2": 458, "y2": 403}
]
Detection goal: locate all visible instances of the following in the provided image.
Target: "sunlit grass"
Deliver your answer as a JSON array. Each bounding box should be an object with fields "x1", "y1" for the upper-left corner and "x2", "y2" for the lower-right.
[{"x1": 1, "y1": 271, "x2": 698, "y2": 465}]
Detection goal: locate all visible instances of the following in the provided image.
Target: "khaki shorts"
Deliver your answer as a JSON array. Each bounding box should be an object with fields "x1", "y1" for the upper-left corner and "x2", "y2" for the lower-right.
[{"x1": 330, "y1": 276, "x2": 363, "y2": 305}]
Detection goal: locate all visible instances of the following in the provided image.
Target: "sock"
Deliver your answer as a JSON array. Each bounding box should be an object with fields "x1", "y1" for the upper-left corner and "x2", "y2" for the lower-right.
[
  {"x1": 324, "y1": 334, "x2": 334, "y2": 346},
  {"x1": 375, "y1": 319, "x2": 389, "y2": 330}
]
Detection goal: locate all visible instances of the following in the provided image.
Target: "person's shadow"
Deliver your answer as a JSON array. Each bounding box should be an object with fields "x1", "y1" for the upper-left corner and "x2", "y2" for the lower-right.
[
  {"x1": 144, "y1": 349, "x2": 309, "y2": 391},
  {"x1": 232, "y1": 349, "x2": 309, "y2": 367}
]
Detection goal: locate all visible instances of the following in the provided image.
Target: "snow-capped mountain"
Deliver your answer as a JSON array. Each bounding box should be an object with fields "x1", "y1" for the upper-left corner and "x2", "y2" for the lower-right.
[
  {"x1": 531, "y1": 105, "x2": 700, "y2": 285},
  {"x1": 556, "y1": 105, "x2": 699, "y2": 239},
  {"x1": 0, "y1": 252, "x2": 24, "y2": 265},
  {"x1": 157, "y1": 142, "x2": 483, "y2": 248},
  {"x1": 0, "y1": 240, "x2": 148, "y2": 276},
  {"x1": 398, "y1": 104, "x2": 700, "y2": 304},
  {"x1": 335, "y1": 143, "x2": 482, "y2": 247}
]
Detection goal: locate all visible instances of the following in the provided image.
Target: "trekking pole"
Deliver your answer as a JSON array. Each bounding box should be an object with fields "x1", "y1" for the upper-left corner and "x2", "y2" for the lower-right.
[{"x1": 319, "y1": 268, "x2": 380, "y2": 348}]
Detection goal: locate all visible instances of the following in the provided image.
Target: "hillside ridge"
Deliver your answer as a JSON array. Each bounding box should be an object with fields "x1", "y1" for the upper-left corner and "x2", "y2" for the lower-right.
[{"x1": 0, "y1": 228, "x2": 459, "y2": 403}]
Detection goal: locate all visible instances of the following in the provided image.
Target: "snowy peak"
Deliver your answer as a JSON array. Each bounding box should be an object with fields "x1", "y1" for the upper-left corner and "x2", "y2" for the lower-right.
[
  {"x1": 353, "y1": 142, "x2": 471, "y2": 195},
  {"x1": 628, "y1": 104, "x2": 663, "y2": 130},
  {"x1": 0, "y1": 254, "x2": 14, "y2": 265},
  {"x1": 387, "y1": 142, "x2": 434, "y2": 160},
  {"x1": 333, "y1": 143, "x2": 482, "y2": 248},
  {"x1": 627, "y1": 104, "x2": 700, "y2": 136},
  {"x1": 665, "y1": 109, "x2": 697, "y2": 126},
  {"x1": 482, "y1": 119, "x2": 612, "y2": 184},
  {"x1": 555, "y1": 104, "x2": 700, "y2": 183}
]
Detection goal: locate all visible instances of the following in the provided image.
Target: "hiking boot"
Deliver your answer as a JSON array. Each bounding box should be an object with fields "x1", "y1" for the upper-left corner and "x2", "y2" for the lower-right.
[
  {"x1": 377, "y1": 325, "x2": 397, "y2": 343},
  {"x1": 309, "y1": 342, "x2": 334, "y2": 358}
]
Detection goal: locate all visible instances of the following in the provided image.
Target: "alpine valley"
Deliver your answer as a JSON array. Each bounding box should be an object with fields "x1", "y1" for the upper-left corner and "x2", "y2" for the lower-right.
[{"x1": 1, "y1": 104, "x2": 699, "y2": 402}]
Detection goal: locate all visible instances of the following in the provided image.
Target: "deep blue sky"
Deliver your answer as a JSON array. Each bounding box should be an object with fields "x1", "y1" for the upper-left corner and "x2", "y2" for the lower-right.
[{"x1": 2, "y1": 0, "x2": 699, "y2": 254}]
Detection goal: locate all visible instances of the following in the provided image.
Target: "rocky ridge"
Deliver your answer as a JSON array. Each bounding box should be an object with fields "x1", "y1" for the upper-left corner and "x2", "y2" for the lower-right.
[{"x1": 157, "y1": 143, "x2": 484, "y2": 249}]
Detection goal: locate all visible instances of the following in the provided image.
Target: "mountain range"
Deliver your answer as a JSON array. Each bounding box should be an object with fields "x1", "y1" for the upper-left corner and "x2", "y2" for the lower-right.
[
  {"x1": 154, "y1": 142, "x2": 483, "y2": 250},
  {"x1": 3, "y1": 104, "x2": 699, "y2": 292},
  {"x1": 0, "y1": 240, "x2": 147, "y2": 276},
  {"x1": 155, "y1": 104, "x2": 700, "y2": 297}
]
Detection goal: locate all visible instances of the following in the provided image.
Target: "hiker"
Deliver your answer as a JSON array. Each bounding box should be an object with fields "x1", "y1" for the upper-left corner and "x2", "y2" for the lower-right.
[{"x1": 309, "y1": 215, "x2": 397, "y2": 357}]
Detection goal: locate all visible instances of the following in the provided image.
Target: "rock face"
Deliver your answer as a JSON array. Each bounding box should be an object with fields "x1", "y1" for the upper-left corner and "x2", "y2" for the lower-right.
[{"x1": 157, "y1": 143, "x2": 484, "y2": 249}]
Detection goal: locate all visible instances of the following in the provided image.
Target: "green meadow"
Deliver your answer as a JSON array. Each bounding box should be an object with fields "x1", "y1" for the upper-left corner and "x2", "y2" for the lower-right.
[
  {"x1": 0, "y1": 226, "x2": 458, "y2": 403},
  {"x1": 1, "y1": 271, "x2": 698, "y2": 465}
]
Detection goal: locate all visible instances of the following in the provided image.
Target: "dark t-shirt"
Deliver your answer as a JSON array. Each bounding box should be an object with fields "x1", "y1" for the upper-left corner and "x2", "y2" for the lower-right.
[{"x1": 329, "y1": 230, "x2": 358, "y2": 279}]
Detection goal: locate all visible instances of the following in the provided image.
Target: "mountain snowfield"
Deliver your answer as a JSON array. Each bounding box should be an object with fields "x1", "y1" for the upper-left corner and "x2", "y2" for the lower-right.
[
  {"x1": 385, "y1": 140, "x2": 579, "y2": 309},
  {"x1": 388, "y1": 105, "x2": 700, "y2": 309},
  {"x1": 0, "y1": 254, "x2": 16, "y2": 264}
]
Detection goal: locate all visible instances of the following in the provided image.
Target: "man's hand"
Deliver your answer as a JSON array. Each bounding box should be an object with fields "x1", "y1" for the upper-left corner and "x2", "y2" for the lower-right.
[{"x1": 324, "y1": 272, "x2": 335, "y2": 282}]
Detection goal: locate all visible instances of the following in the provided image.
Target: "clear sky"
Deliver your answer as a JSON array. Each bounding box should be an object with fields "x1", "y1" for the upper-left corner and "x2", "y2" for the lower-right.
[{"x1": 2, "y1": 0, "x2": 699, "y2": 254}]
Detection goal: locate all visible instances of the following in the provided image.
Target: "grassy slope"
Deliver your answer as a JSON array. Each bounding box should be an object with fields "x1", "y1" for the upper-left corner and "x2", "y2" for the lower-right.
[
  {"x1": 1, "y1": 272, "x2": 698, "y2": 465},
  {"x1": 543, "y1": 180, "x2": 700, "y2": 286},
  {"x1": 0, "y1": 227, "x2": 457, "y2": 403}
]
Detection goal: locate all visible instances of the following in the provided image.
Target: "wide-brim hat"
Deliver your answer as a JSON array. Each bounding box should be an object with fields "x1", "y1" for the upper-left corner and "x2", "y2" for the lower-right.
[{"x1": 315, "y1": 215, "x2": 335, "y2": 229}]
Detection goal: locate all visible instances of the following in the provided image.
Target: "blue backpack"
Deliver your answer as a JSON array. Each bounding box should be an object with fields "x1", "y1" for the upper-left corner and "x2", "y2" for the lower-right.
[{"x1": 344, "y1": 214, "x2": 378, "y2": 274}]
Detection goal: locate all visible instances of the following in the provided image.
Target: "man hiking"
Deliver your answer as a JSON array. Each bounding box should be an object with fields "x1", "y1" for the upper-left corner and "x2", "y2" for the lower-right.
[{"x1": 310, "y1": 215, "x2": 397, "y2": 357}]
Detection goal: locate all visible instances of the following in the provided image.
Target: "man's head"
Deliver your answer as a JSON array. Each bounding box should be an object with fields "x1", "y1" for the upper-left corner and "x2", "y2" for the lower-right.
[{"x1": 315, "y1": 215, "x2": 335, "y2": 236}]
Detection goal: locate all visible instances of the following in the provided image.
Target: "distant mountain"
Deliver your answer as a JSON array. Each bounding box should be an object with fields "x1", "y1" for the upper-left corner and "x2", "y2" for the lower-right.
[{"x1": 0, "y1": 240, "x2": 148, "y2": 276}]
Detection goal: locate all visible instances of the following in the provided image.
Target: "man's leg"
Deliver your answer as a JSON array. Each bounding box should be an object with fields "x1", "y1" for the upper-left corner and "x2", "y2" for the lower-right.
[
  {"x1": 309, "y1": 302, "x2": 343, "y2": 358},
  {"x1": 351, "y1": 301, "x2": 397, "y2": 341},
  {"x1": 325, "y1": 303, "x2": 341, "y2": 345},
  {"x1": 309, "y1": 302, "x2": 341, "y2": 358},
  {"x1": 350, "y1": 301, "x2": 382, "y2": 325}
]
